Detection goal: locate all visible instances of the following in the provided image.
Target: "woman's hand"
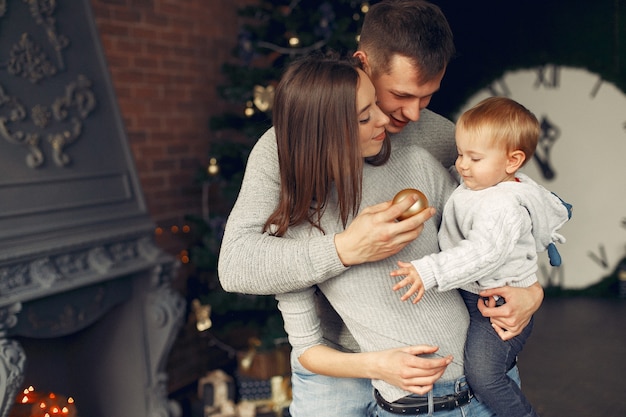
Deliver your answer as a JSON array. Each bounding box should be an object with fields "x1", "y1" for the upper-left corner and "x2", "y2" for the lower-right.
[
  {"x1": 334, "y1": 196, "x2": 435, "y2": 266},
  {"x1": 478, "y1": 282, "x2": 544, "y2": 340},
  {"x1": 365, "y1": 345, "x2": 452, "y2": 394},
  {"x1": 299, "y1": 344, "x2": 451, "y2": 395}
]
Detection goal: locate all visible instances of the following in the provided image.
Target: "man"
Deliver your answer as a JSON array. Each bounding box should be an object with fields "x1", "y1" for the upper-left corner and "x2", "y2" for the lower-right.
[{"x1": 218, "y1": 1, "x2": 543, "y2": 416}]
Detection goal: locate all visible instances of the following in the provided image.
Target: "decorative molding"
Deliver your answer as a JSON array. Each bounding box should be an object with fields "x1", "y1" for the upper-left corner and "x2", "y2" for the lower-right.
[
  {"x1": 145, "y1": 262, "x2": 186, "y2": 417},
  {"x1": 49, "y1": 75, "x2": 96, "y2": 167},
  {"x1": 0, "y1": 303, "x2": 21, "y2": 337},
  {"x1": 0, "y1": 304, "x2": 24, "y2": 417},
  {"x1": 0, "y1": 84, "x2": 43, "y2": 168},
  {"x1": 22, "y1": 0, "x2": 69, "y2": 71},
  {"x1": 16, "y1": 279, "x2": 129, "y2": 338},
  {"x1": 7, "y1": 32, "x2": 57, "y2": 83},
  {"x1": 1, "y1": 0, "x2": 93, "y2": 168},
  {"x1": 0, "y1": 76, "x2": 96, "y2": 168},
  {"x1": 0, "y1": 235, "x2": 162, "y2": 301},
  {"x1": 0, "y1": 337, "x2": 25, "y2": 417}
]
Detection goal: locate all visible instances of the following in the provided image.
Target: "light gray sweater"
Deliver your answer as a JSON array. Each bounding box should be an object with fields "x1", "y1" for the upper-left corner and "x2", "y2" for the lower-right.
[
  {"x1": 219, "y1": 109, "x2": 457, "y2": 294},
  {"x1": 219, "y1": 110, "x2": 465, "y2": 402}
]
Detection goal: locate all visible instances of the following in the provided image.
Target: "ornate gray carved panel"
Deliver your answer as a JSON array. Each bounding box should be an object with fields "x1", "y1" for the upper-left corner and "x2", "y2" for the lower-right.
[
  {"x1": 0, "y1": 0, "x2": 152, "y2": 261},
  {"x1": 0, "y1": 4, "x2": 184, "y2": 416}
]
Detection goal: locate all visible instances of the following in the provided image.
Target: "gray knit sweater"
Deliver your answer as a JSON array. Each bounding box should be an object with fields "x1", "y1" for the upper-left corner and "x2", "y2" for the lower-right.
[
  {"x1": 413, "y1": 173, "x2": 570, "y2": 294},
  {"x1": 219, "y1": 109, "x2": 465, "y2": 402}
]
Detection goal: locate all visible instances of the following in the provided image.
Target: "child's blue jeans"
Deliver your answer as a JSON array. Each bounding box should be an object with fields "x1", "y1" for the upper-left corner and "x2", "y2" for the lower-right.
[{"x1": 460, "y1": 290, "x2": 539, "y2": 417}]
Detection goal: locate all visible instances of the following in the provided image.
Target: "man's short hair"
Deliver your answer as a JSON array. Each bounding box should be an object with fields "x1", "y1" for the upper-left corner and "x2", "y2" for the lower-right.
[{"x1": 359, "y1": 0, "x2": 455, "y2": 82}]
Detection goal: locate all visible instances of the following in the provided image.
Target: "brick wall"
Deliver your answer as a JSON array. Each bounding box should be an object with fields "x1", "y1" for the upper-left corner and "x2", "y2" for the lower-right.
[
  {"x1": 90, "y1": 0, "x2": 254, "y2": 238},
  {"x1": 89, "y1": 0, "x2": 257, "y2": 392}
]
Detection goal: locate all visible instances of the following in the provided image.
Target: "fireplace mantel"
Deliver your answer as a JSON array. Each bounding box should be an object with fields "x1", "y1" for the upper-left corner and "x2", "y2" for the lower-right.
[
  {"x1": 0, "y1": 1, "x2": 185, "y2": 416},
  {"x1": 0, "y1": 234, "x2": 184, "y2": 417}
]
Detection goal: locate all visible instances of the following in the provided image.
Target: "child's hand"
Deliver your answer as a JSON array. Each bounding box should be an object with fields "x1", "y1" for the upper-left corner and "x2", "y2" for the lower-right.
[{"x1": 390, "y1": 261, "x2": 425, "y2": 303}]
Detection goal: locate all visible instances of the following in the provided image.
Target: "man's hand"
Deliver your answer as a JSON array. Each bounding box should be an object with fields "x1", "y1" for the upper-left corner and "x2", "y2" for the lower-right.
[
  {"x1": 367, "y1": 345, "x2": 452, "y2": 395},
  {"x1": 334, "y1": 196, "x2": 435, "y2": 266},
  {"x1": 478, "y1": 282, "x2": 544, "y2": 340}
]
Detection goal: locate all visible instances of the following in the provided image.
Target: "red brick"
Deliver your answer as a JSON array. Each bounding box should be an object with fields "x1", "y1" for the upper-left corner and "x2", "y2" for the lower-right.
[{"x1": 91, "y1": 0, "x2": 252, "y2": 238}]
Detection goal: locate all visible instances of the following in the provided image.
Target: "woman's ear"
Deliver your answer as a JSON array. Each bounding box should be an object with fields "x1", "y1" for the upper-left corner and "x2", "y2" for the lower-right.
[
  {"x1": 506, "y1": 150, "x2": 526, "y2": 174},
  {"x1": 353, "y1": 51, "x2": 371, "y2": 74}
]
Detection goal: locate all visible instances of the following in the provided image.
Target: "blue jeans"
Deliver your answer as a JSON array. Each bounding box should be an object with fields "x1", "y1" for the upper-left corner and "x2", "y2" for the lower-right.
[
  {"x1": 461, "y1": 290, "x2": 539, "y2": 417},
  {"x1": 289, "y1": 351, "x2": 377, "y2": 417},
  {"x1": 375, "y1": 376, "x2": 488, "y2": 417},
  {"x1": 376, "y1": 369, "x2": 522, "y2": 417}
]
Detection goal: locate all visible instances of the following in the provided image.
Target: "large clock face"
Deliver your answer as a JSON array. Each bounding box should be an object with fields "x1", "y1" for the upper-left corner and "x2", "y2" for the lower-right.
[{"x1": 456, "y1": 65, "x2": 626, "y2": 289}]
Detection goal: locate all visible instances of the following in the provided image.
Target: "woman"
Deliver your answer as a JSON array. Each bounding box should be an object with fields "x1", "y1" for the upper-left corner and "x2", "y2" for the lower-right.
[{"x1": 264, "y1": 54, "x2": 495, "y2": 417}]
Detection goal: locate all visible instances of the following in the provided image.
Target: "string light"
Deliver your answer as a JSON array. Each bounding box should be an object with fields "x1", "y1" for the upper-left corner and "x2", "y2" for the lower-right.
[
  {"x1": 15, "y1": 387, "x2": 77, "y2": 417},
  {"x1": 288, "y1": 36, "x2": 300, "y2": 47},
  {"x1": 180, "y1": 249, "x2": 190, "y2": 264},
  {"x1": 207, "y1": 157, "x2": 219, "y2": 176},
  {"x1": 244, "y1": 101, "x2": 255, "y2": 117}
]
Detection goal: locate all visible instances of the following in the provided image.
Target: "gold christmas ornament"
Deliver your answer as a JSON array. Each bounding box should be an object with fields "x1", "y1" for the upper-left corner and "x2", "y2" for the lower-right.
[
  {"x1": 393, "y1": 188, "x2": 429, "y2": 221},
  {"x1": 192, "y1": 299, "x2": 212, "y2": 332},
  {"x1": 253, "y1": 84, "x2": 275, "y2": 112}
]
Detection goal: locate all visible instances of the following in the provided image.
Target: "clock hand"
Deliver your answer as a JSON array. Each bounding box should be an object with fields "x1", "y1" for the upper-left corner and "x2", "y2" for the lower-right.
[
  {"x1": 587, "y1": 244, "x2": 609, "y2": 269},
  {"x1": 539, "y1": 263, "x2": 563, "y2": 287},
  {"x1": 534, "y1": 116, "x2": 560, "y2": 180},
  {"x1": 533, "y1": 153, "x2": 554, "y2": 180}
]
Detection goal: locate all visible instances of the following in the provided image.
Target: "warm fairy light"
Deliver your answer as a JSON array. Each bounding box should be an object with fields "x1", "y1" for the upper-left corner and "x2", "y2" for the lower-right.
[
  {"x1": 170, "y1": 225, "x2": 179, "y2": 233},
  {"x1": 155, "y1": 227, "x2": 163, "y2": 236},
  {"x1": 207, "y1": 157, "x2": 219, "y2": 176},
  {"x1": 361, "y1": 3, "x2": 370, "y2": 13},
  {"x1": 182, "y1": 224, "x2": 190, "y2": 233},
  {"x1": 20, "y1": 385, "x2": 36, "y2": 403},
  {"x1": 180, "y1": 250, "x2": 190, "y2": 264},
  {"x1": 245, "y1": 101, "x2": 254, "y2": 117},
  {"x1": 288, "y1": 36, "x2": 300, "y2": 46},
  {"x1": 15, "y1": 386, "x2": 77, "y2": 417}
]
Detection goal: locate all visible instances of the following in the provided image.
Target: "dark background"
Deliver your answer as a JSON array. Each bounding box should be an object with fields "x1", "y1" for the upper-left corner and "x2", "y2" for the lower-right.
[{"x1": 429, "y1": 0, "x2": 624, "y2": 118}]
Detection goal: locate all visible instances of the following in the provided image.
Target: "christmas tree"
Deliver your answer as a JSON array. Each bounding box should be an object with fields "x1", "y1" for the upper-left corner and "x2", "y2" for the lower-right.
[{"x1": 187, "y1": 1, "x2": 376, "y2": 351}]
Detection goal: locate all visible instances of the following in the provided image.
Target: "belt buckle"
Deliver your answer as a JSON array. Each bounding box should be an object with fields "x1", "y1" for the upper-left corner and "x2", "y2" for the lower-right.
[{"x1": 441, "y1": 394, "x2": 458, "y2": 411}]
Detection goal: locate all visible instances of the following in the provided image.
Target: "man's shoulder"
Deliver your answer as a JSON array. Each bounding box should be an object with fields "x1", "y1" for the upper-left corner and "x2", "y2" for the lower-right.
[
  {"x1": 409, "y1": 109, "x2": 454, "y2": 131},
  {"x1": 392, "y1": 110, "x2": 454, "y2": 141},
  {"x1": 391, "y1": 110, "x2": 457, "y2": 168},
  {"x1": 419, "y1": 108, "x2": 455, "y2": 126}
]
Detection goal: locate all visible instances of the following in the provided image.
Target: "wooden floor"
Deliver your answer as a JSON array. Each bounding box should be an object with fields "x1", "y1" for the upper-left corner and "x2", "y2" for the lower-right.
[{"x1": 518, "y1": 297, "x2": 626, "y2": 416}]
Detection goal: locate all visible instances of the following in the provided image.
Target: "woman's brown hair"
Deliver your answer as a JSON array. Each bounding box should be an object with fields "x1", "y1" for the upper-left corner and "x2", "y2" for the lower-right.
[{"x1": 264, "y1": 54, "x2": 390, "y2": 236}]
